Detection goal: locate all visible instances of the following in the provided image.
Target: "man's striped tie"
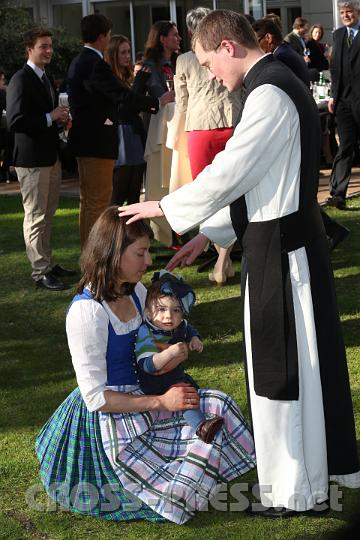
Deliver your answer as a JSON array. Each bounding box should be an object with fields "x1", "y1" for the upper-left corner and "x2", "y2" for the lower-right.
[{"x1": 347, "y1": 27, "x2": 354, "y2": 48}]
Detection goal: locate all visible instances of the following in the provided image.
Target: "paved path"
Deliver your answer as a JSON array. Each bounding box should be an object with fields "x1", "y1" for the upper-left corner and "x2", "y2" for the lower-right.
[{"x1": 1, "y1": 169, "x2": 360, "y2": 204}]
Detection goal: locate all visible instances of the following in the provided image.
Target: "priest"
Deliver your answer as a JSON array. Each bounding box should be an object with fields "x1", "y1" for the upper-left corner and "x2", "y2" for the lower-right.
[{"x1": 119, "y1": 9, "x2": 359, "y2": 517}]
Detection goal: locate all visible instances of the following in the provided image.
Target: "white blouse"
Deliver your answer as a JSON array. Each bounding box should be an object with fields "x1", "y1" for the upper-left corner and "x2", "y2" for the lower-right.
[{"x1": 66, "y1": 282, "x2": 147, "y2": 412}]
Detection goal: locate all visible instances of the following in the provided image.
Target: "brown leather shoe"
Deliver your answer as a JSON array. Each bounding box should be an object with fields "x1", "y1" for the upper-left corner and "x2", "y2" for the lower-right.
[{"x1": 196, "y1": 416, "x2": 224, "y2": 444}]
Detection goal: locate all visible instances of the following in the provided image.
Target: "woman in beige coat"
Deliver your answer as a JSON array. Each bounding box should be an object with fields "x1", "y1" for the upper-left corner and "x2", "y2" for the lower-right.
[{"x1": 174, "y1": 7, "x2": 242, "y2": 284}]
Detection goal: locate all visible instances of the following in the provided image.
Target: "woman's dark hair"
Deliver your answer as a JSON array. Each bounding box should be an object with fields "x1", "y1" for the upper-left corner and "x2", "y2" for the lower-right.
[
  {"x1": 144, "y1": 20, "x2": 178, "y2": 66},
  {"x1": 77, "y1": 206, "x2": 153, "y2": 301},
  {"x1": 106, "y1": 34, "x2": 133, "y2": 86},
  {"x1": 81, "y1": 13, "x2": 112, "y2": 43},
  {"x1": 309, "y1": 24, "x2": 324, "y2": 41}
]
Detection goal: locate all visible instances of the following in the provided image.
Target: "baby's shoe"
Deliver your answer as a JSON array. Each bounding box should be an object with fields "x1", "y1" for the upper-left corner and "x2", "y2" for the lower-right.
[{"x1": 196, "y1": 416, "x2": 224, "y2": 444}]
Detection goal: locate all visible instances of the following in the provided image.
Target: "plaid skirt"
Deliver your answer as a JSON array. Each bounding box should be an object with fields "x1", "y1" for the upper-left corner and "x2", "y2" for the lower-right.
[
  {"x1": 100, "y1": 387, "x2": 256, "y2": 524},
  {"x1": 35, "y1": 388, "x2": 164, "y2": 522},
  {"x1": 36, "y1": 387, "x2": 256, "y2": 524}
]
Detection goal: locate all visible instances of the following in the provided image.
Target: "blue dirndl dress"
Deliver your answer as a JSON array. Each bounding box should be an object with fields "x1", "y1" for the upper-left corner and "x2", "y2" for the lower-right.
[
  {"x1": 35, "y1": 289, "x2": 164, "y2": 522},
  {"x1": 36, "y1": 289, "x2": 256, "y2": 525}
]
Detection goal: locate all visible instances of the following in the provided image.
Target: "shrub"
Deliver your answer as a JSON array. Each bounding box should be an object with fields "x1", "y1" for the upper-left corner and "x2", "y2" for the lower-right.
[{"x1": 0, "y1": 5, "x2": 81, "y2": 81}]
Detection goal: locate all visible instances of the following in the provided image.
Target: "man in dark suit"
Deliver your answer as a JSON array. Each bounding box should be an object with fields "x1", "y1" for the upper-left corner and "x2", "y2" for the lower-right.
[
  {"x1": 284, "y1": 17, "x2": 309, "y2": 57},
  {"x1": 327, "y1": 0, "x2": 360, "y2": 209},
  {"x1": 7, "y1": 27, "x2": 75, "y2": 290},
  {"x1": 67, "y1": 14, "x2": 164, "y2": 249},
  {"x1": 0, "y1": 67, "x2": 9, "y2": 183},
  {"x1": 253, "y1": 19, "x2": 310, "y2": 87}
]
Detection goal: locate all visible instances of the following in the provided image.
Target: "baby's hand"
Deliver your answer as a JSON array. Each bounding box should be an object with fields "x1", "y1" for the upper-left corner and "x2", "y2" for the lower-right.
[
  {"x1": 167, "y1": 342, "x2": 188, "y2": 362},
  {"x1": 189, "y1": 336, "x2": 203, "y2": 352}
]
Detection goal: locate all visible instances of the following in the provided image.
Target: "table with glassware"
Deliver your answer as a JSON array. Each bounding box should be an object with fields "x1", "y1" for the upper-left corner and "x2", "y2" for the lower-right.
[{"x1": 311, "y1": 79, "x2": 334, "y2": 166}]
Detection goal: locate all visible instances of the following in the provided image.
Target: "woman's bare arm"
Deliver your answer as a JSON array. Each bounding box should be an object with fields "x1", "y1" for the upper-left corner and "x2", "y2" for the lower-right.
[{"x1": 100, "y1": 383, "x2": 199, "y2": 414}]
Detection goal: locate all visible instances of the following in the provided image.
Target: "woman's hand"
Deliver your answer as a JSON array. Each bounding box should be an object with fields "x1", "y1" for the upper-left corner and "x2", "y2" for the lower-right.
[
  {"x1": 158, "y1": 383, "x2": 200, "y2": 411},
  {"x1": 160, "y1": 90, "x2": 175, "y2": 106}
]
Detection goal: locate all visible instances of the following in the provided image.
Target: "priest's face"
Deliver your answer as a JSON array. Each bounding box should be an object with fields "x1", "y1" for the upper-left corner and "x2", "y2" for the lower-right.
[{"x1": 195, "y1": 40, "x2": 243, "y2": 92}]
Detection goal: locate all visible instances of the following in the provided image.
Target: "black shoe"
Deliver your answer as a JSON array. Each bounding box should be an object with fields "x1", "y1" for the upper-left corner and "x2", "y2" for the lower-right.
[
  {"x1": 328, "y1": 225, "x2": 350, "y2": 251},
  {"x1": 246, "y1": 504, "x2": 297, "y2": 518},
  {"x1": 8, "y1": 169, "x2": 18, "y2": 182},
  {"x1": 246, "y1": 501, "x2": 330, "y2": 519},
  {"x1": 50, "y1": 264, "x2": 77, "y2": 277},
  {"x1": 36, "y1": 273, "x2": 67, "y2": 290},
  {"x1": 326, "y1": 196, "x2": 346, "y2": 210},
  {"x1": 302, "y1": 500, "x2": 330, "y2": 516}
]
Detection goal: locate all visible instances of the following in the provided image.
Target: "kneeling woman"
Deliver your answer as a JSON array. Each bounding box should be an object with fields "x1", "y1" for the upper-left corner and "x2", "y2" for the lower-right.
[{"x1": 36, "y1": 207, "x2": 255, "y2": 524}]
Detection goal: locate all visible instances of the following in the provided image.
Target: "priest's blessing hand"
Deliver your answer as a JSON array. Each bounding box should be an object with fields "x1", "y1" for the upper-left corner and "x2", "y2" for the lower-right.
[
  {"x1": 118, "y1": 201, "x2": 163, "y2": 224},
  {"x1": 166, "y1": 233, "x2": 209, "y2": 271}
]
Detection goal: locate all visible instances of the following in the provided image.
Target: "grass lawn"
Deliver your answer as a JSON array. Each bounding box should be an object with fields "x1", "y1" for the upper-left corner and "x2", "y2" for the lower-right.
[{"x1": 0, "y1": 193, "x2": 359, "y2": 540}]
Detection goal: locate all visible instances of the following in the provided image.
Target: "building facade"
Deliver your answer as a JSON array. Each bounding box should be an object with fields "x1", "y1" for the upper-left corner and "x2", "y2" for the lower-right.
[
  {"x1": 266, "y1": 0, "x2": 338, "y2": 42},
  {"x1": 8, "y1": 0, "x2": 339, "y2": 56}
]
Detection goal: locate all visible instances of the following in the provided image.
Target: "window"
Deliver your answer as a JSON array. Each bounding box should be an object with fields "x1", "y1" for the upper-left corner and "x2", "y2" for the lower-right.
[
  {"x1": 93, "y1": 1, "x2": 132, "y2": 39},
  {"x1": 133, "y1": 1, "x2": 171, "y2": 56},
  {"x1": 53, "y1": 3, "x2": 82, "y2": 36},
  {"x1": 249, "y1": 0, "x2": 265, "y2": 19}
]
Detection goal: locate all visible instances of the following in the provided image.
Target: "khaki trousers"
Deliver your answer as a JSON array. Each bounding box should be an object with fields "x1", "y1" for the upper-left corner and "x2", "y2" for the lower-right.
[
  {"x1": 77, "y1": 157, "x2": 114, "y2": 249},
  {"x1": 16, "y1": 160, "x2": 62, "y2": 281}
]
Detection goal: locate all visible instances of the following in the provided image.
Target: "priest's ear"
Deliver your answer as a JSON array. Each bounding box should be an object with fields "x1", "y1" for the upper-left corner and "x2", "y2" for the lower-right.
[{"x1": 219, "y1": 39, "x2": 237, "y2": 57}]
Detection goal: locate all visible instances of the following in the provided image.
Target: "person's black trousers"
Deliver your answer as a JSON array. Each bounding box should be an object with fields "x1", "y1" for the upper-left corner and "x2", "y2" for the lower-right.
[
  {"x1": 330, "y1": 98, "x2": 360, "y2": 201},
  {"x1": 111, "y1": 164, "x2": 145, "y2": 206}
]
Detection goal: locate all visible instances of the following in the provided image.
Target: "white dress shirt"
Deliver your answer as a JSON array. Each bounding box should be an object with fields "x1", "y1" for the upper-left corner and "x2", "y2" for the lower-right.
[{"x1": 27, "y1": 60, "x2": 53, "y2": 127}]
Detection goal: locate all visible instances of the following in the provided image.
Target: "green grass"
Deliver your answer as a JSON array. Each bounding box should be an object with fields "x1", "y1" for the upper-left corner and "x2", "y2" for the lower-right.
[{"x1": 0, "y1": 194, "x2": 359, "y2": 540}]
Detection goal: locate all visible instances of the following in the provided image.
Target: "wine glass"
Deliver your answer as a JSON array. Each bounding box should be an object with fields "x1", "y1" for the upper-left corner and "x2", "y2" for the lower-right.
[
  {"x1": 59, "y1": 92, "x2": 69, "y2": 107},
  {"x1": 166, "y1": 78, "x2": 174, "y2": 92}
]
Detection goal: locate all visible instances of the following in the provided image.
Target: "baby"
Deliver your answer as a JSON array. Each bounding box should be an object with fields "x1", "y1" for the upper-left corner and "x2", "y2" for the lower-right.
[{"x1": 135, "y1": 270, "x2": 224, "y2": 444}]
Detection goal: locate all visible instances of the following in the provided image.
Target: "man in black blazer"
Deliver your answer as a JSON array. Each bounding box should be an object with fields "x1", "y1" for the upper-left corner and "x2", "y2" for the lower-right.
[
  {"x1": 327, "y1": 0, "x2": 360, "y2": 209},
  {"x1": 253, "y1": 19, "x2": 310, "y2": 87},
  {"x1": 284, "y1": 17, "x2": 309, "y2": 57},
  {"x1": 67, "y1": 14, "x2": 164, "y2": 248},
  {"x1": 7, "y1": 27, "x2": 75, "y2": 290}
]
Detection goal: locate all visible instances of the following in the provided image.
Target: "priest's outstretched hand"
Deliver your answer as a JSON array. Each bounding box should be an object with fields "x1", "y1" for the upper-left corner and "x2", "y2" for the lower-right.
[
  {"x1": 118, "y1": 201, "x2": 163, "y2": 224},
  {"x1": 166, "y1": 234, "x2": 209, "y2": 271}
]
